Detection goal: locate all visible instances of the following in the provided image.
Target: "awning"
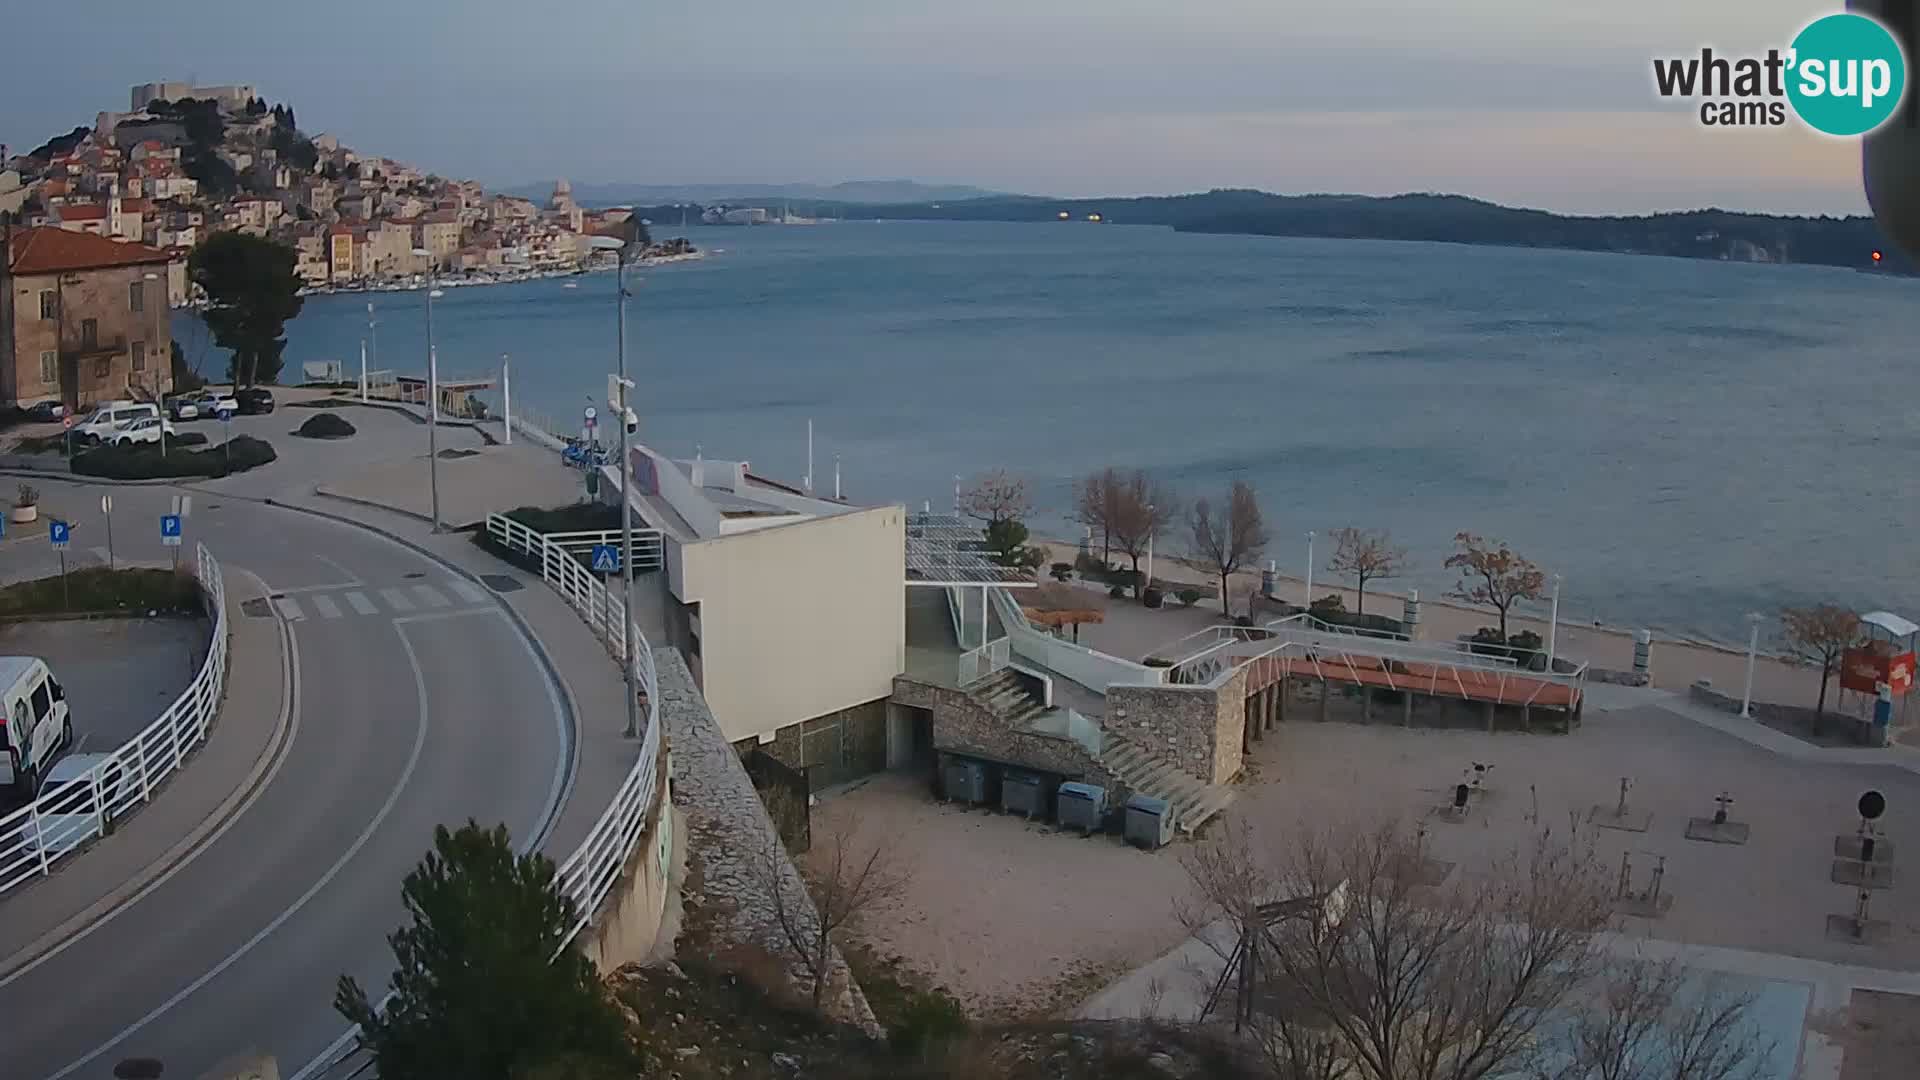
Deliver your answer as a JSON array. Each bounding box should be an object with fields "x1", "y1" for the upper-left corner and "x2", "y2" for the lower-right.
[{"x1": 1861, "y1": 611, "x2": 1919, "y2": 638}]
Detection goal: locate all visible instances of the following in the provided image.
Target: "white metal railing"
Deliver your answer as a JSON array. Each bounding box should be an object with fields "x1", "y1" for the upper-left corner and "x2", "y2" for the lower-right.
[
  {"x1": 0, "y1": 543, "x2": 229, "y2": 896},
  {"x1": 487, "y1": 516, "x2": 665, "y2": 575},
  {"x1": 484, "y1": 512, "x2": 665, "y2": 942},
  {"x1": 957, "y1": 636, "x2": 1011, "y2": 687},
  {"x1": 988, "y1": 586, "x2": 1166, "y2": 691}
]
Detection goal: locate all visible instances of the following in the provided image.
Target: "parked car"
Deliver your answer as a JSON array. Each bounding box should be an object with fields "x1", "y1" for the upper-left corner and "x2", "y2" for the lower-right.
[
  {"x1": 0, "y1": 656, "x2": 71, "y2": 797},
  {"x1": 166, "y1": 393, "x2": 203, "y2": 420},
  {"x1": 72, "y1": 402, "x2": 160, "y2": 443},
  {"x1": 169, "y1": 390, "x2": 237, "y2": 420},
  {"x1": 111, "y1": 417, "x2": 180, "y2": 446},
  {"x1": 23, "y1": 400, "x2": 66, "y2": 421},
  {"x1": 236, "y1": 387, "x2": 275, "y2": 415},
  {"x1": 10, "y1": 753, "x2": 122, "y2": 857}
]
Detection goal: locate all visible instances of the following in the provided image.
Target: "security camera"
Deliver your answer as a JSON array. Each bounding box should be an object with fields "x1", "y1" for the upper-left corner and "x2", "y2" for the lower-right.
[{"x1": 1854, "y1": 1, "x2": 1920, "y2": 255}]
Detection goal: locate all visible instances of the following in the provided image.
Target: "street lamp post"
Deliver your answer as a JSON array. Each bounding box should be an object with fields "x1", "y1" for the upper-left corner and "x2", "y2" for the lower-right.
[
  {"x1": 1145, "y1": 504, "x2": 1156, "y2": 594},
  {"x1": 1304, "y1": 530, "x2": 1316, "y2": 608},
  {"x1": 1548, "y1": 574, "x2": 1562, "y2": 670},
  {"x1": 413, "y1": 250, "x2": 442, "y2": 532},
  {"x1": 590, "y1": 234, "x2": 641, "y2": 740},
  {"x1": 363, "y1": 301, "x2": 375, "y2": 402},
  {"x1": 1740, "y1": 612, "x2": 1763, "y2": 719}
]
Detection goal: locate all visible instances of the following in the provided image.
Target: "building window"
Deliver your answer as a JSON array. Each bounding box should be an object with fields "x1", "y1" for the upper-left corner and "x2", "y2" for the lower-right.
[
  {"x1": 39, "y1": 351, "x2": 57, "y2": 386},
  {"x1": 94, "y1": 357, "x2": 111, "y2": 380},
  {"x1": 80, "y1": 319, "x2": 98, "y2": 349},
  {"x1": 39, "y1": 291, "x2": 57, "y2": 321},
  {"x1": 131, "y1": 341, "x2": 147, "y2": 372},
  {"x1": 129, "y1": 280, "x2": 145, "y2": 313}
]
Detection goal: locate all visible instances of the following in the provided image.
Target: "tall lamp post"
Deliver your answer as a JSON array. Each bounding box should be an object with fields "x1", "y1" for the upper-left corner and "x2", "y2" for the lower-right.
[
  {"x1": 588, "y1": 233, "x2": 641, "y2": 740},
  {"x1": 1547, "y1": 574, "x2": 1562, "y2": 670},
  {"x1": 411, "y1": 249, "x2": 442, "y2": 531},
  {"x1": 1740, "y1": 612, "x2": 1763, "y2": 719},
  {"x1": 1304, "y1": 530, "x2": 1316, "y2": 608},
  {"x1": 1144, "y1": 503, "x2": 1156, "y2": 594},
  {"x1": 363, "y1": 300, "x2": 375, "y2": 402}
]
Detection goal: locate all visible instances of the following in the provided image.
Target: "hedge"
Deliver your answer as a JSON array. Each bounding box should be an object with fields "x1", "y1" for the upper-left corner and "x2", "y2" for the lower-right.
[
  {"x1": 72, "y1": 435, "x2": 276, "y2": 479},
  {"x1": 0, "y1": 567, "x2": 202, "y2": 617},
  {"x1": 294, "y1": 412, "x2": 356, "y2": 438}
]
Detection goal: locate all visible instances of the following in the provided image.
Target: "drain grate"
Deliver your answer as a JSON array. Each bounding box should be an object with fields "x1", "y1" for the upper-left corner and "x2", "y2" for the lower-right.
[
  {"x1": 480, "y1": 574, "x2": 524, "y2": 593},
  {"x1": 241, "y1": 598, "x2": 273, "y2": 618}
]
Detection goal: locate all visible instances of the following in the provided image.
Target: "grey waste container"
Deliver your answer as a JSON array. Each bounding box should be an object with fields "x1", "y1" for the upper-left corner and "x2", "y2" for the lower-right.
[
  {"x1": 1057, "y1": 781, "x2": 1107, "y2": 835},
  {"x1": 1001, "y1": 770, "x2": 1047, "y2": 819},
  {"x1": 1124, "y1": 793, "x2": 1176, "y2": 849},
  {"x1": 944, "y1": 757, "x2": 991, "y2": 806}
]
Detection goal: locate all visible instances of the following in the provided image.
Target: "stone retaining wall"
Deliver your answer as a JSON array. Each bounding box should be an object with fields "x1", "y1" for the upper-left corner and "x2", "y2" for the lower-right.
[
  {"x1": 1105, "y1": 663, "x2": 1248, "y2": 784},
  {"x1": 1688, "y1": 679, "x2": 1881, "y2": 745},
  {"x1": 893, "y1": 676, "x2": 1115, "y2": 789},
  {"x1": 660, "y1": 650, "x2": 879, "y2": 1033}
]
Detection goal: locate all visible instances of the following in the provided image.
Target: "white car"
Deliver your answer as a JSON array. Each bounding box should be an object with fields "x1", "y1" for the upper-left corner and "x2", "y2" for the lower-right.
[
  {"x1": 10, "y1": 753, "x2": 122, "y2": 858},
  {"x1": 73, "y1": 403, "x2": 160, "y2": 443},
  {"x1": 111, "y1": 417, "x2": 180, "y2": 446}
]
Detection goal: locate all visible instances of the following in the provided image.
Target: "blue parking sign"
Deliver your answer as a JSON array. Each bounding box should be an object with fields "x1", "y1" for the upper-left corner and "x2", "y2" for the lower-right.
[
  {"x1": 49, "y1": 520, "x2": 69, "y2": 548},
  {"x1": 590, "y1": 544, "x2": 619, "y2": 573},
  {"x1": 161, "y1": 514, "x2": 183, "y2": 546}
]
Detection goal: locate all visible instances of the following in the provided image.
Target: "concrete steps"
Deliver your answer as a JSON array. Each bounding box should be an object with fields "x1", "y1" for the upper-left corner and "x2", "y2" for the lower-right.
[
  {"x1": 1096, "y1": 735, "x2": 1236, "y2": 834},
  {"x1": 968, "y1": 670, "x2": 1052, "y2": 727}
]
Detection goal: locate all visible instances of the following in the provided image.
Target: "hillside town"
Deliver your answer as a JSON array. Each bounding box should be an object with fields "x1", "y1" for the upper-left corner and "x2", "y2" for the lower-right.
[{"x1": 0, "y1": 81, "x2": 687, "y2": 300}]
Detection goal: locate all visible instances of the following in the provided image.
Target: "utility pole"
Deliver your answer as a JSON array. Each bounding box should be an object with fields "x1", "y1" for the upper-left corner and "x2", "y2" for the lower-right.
[{"x1": 616, "y1": 252, "x2": 638, "y2": 740}]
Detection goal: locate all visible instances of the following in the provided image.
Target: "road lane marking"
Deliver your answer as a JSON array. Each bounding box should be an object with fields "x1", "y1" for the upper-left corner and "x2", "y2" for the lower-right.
[
  {"x1": 272, "y1": 596, "x2": 305, "y2": 621},
  {"x1": 394, "y1": 607, "x2": 501, "y2": 626},
  {"x1": 48, "y1": 617, "x2": 432, "y2": 1080},
  {"x1": 313, "y1": 554, "x2": 360, "y2": 585},
  {"x1": 412, "y1": 584, "x2": 450, "y2": 609},
  {"x1": 449, "y1": 579, "x2": 486, "y2": 604},
  {"x1": 310, "y1": 594, "x2": 342, "y2": 619},
  {"x1": 343, "y1": 591, "x2": 377, "y2": 616},
  {"x1": 377, "y1": 587, "x2": 414, "y2": 612}
]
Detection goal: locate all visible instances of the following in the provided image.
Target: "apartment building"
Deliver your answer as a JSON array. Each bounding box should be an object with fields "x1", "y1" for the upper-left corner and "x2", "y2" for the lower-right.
[{"x1": 1, "y1": 227, "x2": 174, "y2": 407}]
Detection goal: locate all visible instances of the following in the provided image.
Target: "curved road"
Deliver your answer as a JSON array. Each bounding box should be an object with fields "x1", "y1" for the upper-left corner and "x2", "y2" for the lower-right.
[{"x1": 0, "y1": 480, "x2": 571, "y2": 1079}]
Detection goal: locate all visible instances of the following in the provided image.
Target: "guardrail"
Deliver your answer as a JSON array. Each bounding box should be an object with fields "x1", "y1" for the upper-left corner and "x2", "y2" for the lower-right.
[
  {"x1": 488, "y1": 514, "x2": 665, "y2": 575},
  {"x1": 958, "y1": 636, "x2": 1011, "y2": 687},
  {"x1": 484, "y1": 513, "x2": 663, "y2": 941},
  {"x1": 0, "y1": 543, "x2": 228, "y2": 896}
]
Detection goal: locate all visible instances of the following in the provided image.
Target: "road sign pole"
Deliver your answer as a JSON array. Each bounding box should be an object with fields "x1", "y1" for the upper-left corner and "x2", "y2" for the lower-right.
[
  {"x1": 105, "y1": 505, "x2": 113, "y2": 570},
  {"x1": 58, "y1": 550, "x2": 67, "y2": 612}
]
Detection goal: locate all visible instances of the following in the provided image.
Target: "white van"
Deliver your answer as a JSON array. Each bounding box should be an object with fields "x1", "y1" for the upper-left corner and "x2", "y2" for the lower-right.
[
  {"x1": 74, "y1": 402, "x2": 160, "y2": 443},
  {"x1": 0, "y1": 657, "x2": 72, "y2": 794}
]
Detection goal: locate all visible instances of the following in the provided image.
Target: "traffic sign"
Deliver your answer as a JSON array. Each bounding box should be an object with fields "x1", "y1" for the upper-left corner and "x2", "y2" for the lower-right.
[
  {"x1": 216, "y1": 407, "x2": 234, "y2": 422},
  {"x1": 100, "y1": 494, "x2": 112, "y2": 514},
  {"x1": 161, "y1": 514, "x2": 183, "y2": 547},
  {"x1": 49, "y1": 520, "x2": 69, "y2": 549},
  {"x1": 61, "y1": 415, "x2": 72, "y2": 430},
  {"x1": 590, "y1": 544, "x2": 619, "y2": 573}
]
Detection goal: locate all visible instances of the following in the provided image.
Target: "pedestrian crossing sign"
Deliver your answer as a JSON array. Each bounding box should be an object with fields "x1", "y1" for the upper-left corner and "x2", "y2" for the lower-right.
[{"x1": 591, "y1": 544, "x2": 619, "y2": 573}]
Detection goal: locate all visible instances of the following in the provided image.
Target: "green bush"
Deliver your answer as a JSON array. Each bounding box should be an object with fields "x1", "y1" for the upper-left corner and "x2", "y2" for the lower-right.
[
  {"x1": 1108, "y1": 583, "x2": 1128, "y2": 599},
  {"x1": 295, "y1": 412, "x2": 356, "y2": 438},
  {"x1": 887, "y1": 990, "x2": 970, "y2": 1056},
  {"x1": 504, "y1": 503, "x2": 622, "y2": 533},
  {"x1": 1073, "y1": 551, "x2": 1103, "y2": 573},
  {"x1": 0, "y1": 566, "x2": 201, "y2": 617},
  {"x1": 1309, "y1": 593, "x2": 1347, "y2": 616},
  {"x1": 72, "y1": 435, "x2": 276, "y2": 479},
  {"x1": 1143, "y1": 656, "x2": 1174, "y2": 668},
  {"x1": 1178, "y1": 588, "x2": 1201, "y2": 607},
  {"x1": 1142, "y1": 587, "x2": 1164, "y2": 608},
  {"x1": 1049, "y1": 561, "x2": 1074, "y2": 582}
]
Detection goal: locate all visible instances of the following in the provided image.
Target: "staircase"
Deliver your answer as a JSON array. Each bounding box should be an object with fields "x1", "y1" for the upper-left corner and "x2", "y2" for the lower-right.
[
  {"x1": 965, "y1": 669, "x2": 1052, "y2": 727},
  {"x1": 1097, "y1": 735, "x2": 1236, "y2": 835}
]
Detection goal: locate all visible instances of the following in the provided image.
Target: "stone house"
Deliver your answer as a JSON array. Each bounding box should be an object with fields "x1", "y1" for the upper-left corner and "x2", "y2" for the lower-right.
[{"x1": 1, "y1": 227, "x2": 174, "y2": 408}]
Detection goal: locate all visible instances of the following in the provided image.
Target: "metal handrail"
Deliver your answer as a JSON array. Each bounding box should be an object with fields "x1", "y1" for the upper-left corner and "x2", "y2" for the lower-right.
[
  {"x1": 0, "y1": 543, "x2": 229, "y2": 895},
  {"x1": 483, "y1": 512, "x2": 665, "y2": 942}
]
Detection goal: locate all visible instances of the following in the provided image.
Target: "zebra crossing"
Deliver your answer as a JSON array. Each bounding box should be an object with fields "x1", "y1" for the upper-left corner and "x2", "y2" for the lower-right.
[{"x1": 270, "y1": 579, "x2": 496, "y2": 622}]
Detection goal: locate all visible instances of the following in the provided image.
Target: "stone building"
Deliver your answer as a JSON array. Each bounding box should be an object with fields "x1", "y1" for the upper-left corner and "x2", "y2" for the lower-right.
[{"x1": 1, "y1": 227, "x2": 174, "y2": 408}]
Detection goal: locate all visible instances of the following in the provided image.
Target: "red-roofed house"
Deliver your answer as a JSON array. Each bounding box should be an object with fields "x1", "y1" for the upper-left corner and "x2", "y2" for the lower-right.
[
  {"x1": 1, "y1": 227, "x2": 175, "y2": 407},
  {"x1": 54, "y1": 203, "x2": 109, "y2": 236}
]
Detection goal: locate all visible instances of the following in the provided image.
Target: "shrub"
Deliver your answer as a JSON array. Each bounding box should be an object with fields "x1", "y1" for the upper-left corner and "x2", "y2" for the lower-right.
[
  {"x1": 1143, "y1": 656, "x2": 1174, "y2": 668},
  {"x1": 1073, "y1": 552, "x2": 1103, "y2": 573},
  {"x1": 1232, "y1": 614, "x2": 1255, "y2": 628},
  {"x1": 1108, "y1": 583, "x2": 1128, "y2": 599},
  {"x1": 71, "y1": 435, "x2": 276, "y2": 479},
  {"x1": 1178, "y1": 588, "x2": 1201, "y2": 607},
  {"x1": 888, "y1": 990, "x2": 970, "y2": 1056},
  {"x1": 295, "y1": 412, "x2": 356, "y2": 439},
  {"x1": 505, "y1": 503, "x2": 622, "y2": 533},
  {"x1": 1049, "y1": 561, "x2": 1074, "y2": 582},
  {"x1": 0, "y1": 566, "x2": 201, "y2": 617},
  {"x1": 1309, "y1": 593, "x2": 1347, "y2": 616},
  {"x1": 1467, "y1": 627, "x2": 1510, "y2": 658},
  {"x1": 1142, "y1": 587, "x2": 1164, "y2": 608},
  {"x1": 15, "y1": 483, "x2": 38, "y2": 508},
  {"x1": 1508, "y1": 630, "x2": 1544, "y2": 654}
]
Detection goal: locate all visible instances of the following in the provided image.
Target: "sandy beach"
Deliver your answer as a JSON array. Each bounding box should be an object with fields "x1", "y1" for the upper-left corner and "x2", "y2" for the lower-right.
[{"x1": 1036, "y1": 538, "x2": 1838, "y2": 713}]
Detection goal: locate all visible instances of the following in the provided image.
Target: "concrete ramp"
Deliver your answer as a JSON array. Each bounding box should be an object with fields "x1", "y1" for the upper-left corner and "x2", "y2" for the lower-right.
[{"x1": 317, "y1": 443, "x2": 585, "y2": 528}]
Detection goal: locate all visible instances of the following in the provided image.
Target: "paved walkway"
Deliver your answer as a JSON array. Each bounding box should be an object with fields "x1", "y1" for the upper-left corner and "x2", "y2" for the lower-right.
[{"x1": 0, "y1": 565, "x2": 289, "y2": 977}]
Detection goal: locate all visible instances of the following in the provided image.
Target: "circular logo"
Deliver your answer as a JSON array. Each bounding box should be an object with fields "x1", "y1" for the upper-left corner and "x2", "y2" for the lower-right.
[{"x1": 1786, "y1": 13, "x2": 1908, "y2": 136}]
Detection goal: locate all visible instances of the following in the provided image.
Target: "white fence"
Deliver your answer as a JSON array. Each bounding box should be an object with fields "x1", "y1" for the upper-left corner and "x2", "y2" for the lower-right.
[
  {"x1": 957, "y1": 637, "x2": 1011, "y2": 687},
  {"x1": 988, "y1": 587, "x2": 1166, "y2": 692},
  {"x1": 0, "y1": 543, "x2": 228, "y2": 896},
  {"x1": 485, "y1": 513, "x2": 664, "y2": 942},
  {"x1": 539, "y1": 527, "x2": 665, "y2": 574}
]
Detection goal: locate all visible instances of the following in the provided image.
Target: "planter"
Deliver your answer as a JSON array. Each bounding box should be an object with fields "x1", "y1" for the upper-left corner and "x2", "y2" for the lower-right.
[{"x1": 10, "y1": 504, "x2": 38, "y2": 525}]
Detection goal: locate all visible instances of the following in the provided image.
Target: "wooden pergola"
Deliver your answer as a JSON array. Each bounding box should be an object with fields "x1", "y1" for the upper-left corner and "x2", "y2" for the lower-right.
[{"x1": 1022, "y1": 583, "x2": 1106, "y2": 642}]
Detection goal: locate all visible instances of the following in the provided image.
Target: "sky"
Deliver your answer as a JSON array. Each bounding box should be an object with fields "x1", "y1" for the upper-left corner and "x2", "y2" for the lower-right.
[{"x1": 0, "y1": 0, "x2": 1873, "y2": 215}]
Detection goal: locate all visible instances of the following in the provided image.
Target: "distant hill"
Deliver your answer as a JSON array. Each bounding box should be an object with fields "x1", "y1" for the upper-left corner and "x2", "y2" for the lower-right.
[
  {"x1": 504, "y1": 179, "x2": 1013, "y2": 208},
  {"x1": 813, "y1": 190, "x2": 1911, "y2": 274}
]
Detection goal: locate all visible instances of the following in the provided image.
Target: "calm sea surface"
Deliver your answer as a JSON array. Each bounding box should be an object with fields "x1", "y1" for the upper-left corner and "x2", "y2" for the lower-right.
[{"x1": 248, "y1": 221, "x2": 1920, "y2": 646}]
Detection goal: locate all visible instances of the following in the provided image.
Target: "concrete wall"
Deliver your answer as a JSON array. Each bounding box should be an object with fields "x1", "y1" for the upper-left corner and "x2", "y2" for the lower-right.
[
  {"x1": 1688, "y1": 680, "x2": 1880, "y2": 744},
  {"x1": 576, "y1": 754, "x2": 681, "y2": 974},
  {"x1": 675, "y1": 505, "x2": 905, "y2": 744},
  {"x1": 1105, "y1": 662, "x2": 1248, "y2": 784},
  {"x1": 893, "y1": 675, "x2": 1118, "y2": 791}
]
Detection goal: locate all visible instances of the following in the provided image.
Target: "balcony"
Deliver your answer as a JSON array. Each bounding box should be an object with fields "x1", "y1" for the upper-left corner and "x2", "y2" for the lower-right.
[{"x1": 61, "y1": 334, "x2": 128, "y2": 360}]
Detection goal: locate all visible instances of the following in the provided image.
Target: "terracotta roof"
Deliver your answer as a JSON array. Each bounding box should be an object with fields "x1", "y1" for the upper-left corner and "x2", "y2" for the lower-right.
[
  {"x1": 57, "y1": 204, "x2": 108, "y2": 221},
  {"x1": 6, "y1": 227, "x2": 172, "y2": 274}
]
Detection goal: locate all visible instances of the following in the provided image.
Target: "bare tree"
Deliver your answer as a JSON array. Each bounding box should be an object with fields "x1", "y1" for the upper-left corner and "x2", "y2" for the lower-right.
[
  {"x1": 1326, "y1": 527, "x2": 1407, "y2": 617},
  {"x1": 1779, "y1": 604, "x2": 1863, "y2": 726},
  {"x1": 958, "y1": 468, "x2": 1032, "y2": 526},
  {"x1": 758, "y1": 818, "x2": 911, "y2": 1010},
  {"x1": 1548, "y1": 953, "x2": 1773, "y2": 1080},
  {"x1": 1109, "y1": 468, "x2": 1175, "y2": 597},
  {"x1": 1445, "y1": 532, "x2": 1547, "y2": 641},
  {"x1": 1076, "y1": 467, "x2": 1122, "y2": 566},
  {"x1": 1190, "y1": 481, "x2": 1270, "y2": 617}
]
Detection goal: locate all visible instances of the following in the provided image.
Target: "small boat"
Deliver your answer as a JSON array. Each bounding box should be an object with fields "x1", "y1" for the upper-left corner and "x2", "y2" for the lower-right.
[{"x1": 563, "y1": 282, "x2": 579, "y2": 289}]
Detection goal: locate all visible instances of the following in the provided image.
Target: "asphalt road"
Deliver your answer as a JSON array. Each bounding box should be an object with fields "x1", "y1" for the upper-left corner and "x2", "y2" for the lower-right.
[{"x1": 0, "y1": 477, "x2": 571, "y2": 1079}]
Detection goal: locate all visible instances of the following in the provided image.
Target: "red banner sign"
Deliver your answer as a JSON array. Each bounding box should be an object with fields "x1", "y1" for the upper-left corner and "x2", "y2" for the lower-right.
[{"x1": 1841, "y1": 648, "x2": 1915, "y2": 695}]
